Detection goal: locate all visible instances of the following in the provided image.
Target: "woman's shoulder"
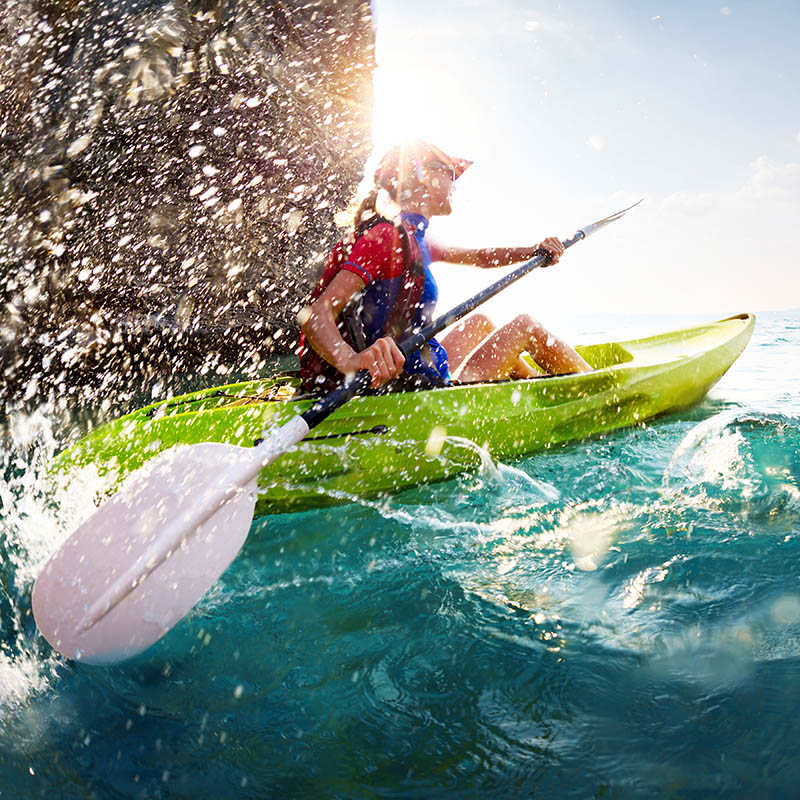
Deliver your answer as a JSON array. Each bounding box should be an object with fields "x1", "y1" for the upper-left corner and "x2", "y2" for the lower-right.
[
  {"x1": 355, "y1": 217, "x2": 398, "y2": 243},
  {"x1": 349, "y1": 218, "x2": 408, "y2": 278},
  {"x1": 351, "y1": 218, "x2": 406, "y2": 256}
]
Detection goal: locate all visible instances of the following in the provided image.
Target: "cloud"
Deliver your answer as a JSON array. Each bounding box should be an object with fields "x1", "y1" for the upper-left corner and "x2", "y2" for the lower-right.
[
  {"x1": 603, "y1": 157, "x2": 800, "y2": 313},
  {"x1": 738, "y1": 155, "x2": 800, "y2": 198}
]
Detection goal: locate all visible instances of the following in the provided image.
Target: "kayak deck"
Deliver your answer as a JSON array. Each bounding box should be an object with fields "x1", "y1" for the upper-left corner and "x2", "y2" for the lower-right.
[{"x1": 58, "y1": 314, "x2": 755, "y2": 513}]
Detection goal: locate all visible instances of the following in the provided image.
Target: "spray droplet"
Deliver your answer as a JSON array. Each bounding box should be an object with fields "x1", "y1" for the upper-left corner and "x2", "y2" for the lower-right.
[{"x1": 425, "y1": 426, "x2": 447, "y2": 457}]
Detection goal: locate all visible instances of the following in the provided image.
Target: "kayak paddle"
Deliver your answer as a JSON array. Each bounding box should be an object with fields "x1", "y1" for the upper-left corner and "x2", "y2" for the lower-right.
[{"x1": 32, "y1": 199, "x2": 641, "y2": 665}]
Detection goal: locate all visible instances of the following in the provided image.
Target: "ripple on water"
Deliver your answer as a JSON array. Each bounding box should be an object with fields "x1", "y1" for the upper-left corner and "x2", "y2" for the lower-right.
[{"x1": 662, "y1": 409, "x2": 800, "y2": 527}]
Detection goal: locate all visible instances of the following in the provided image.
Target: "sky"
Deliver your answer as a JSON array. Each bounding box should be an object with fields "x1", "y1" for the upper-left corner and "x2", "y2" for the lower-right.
[{"x1": 366, "y1": 0, "x2": 800, "y2": 326}]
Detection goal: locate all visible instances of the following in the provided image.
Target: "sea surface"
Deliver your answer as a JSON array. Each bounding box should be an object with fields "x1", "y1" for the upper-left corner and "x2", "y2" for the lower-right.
[{"x1": 1, "y1": 310, "x2": 799, "y2": 799}]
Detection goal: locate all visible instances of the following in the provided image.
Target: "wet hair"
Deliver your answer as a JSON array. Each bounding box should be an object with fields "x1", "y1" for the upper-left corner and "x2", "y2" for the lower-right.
[
  {"x1": 336, "y1": 183, "x2": 400, "y2": 258},
  {"x1": 344, "y1": 180, "x2": 401, "y2": 232},
  {"x1": 352, "y1": 186, "x2": 381, "y2": 227}
]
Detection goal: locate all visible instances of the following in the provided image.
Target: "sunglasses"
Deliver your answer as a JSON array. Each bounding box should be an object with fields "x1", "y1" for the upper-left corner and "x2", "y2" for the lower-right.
[{"x1": 424, "y1": 160, "x2": 456, "y2": 182}]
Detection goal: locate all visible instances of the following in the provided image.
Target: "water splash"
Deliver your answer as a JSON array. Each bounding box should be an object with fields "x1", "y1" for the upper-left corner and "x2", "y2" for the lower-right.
[
  {"x1": 0, "y1": 402, "x2": 123, "y2": 725},
  {"x1": 0, "y1": 408, "x2": 66, "y2": 716},
  {"x1": 1, "y1": 0, "x2": 375, "y2": 401},
  {"x1": 662, "y1": 409, "x2": 800, "y2": 526},
  {"x1": 443, "y1": 435, "x2": 560, "y2": 504}
]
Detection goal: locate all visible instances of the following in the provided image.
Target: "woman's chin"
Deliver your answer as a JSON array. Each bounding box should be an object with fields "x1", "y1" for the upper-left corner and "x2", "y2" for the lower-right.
[{"x1": 434, "y1": 200, "x2": 453, "y2": 217}]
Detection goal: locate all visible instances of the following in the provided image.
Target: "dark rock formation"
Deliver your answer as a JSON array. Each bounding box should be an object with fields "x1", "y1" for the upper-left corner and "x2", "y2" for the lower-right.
[{"x1": 0, "y1": 0, "x2": 374, "y2": 406}]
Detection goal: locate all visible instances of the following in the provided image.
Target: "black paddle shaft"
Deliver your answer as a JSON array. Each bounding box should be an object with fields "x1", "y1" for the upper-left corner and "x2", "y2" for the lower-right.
[{"x1": 300, "y1": 232, "x2": 587, "y2": 431}]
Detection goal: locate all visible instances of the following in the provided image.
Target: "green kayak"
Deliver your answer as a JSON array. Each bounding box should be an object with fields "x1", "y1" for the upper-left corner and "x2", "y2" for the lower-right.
[{"x1": 58, "y1": 313, "x2": 754, "y2": 514}]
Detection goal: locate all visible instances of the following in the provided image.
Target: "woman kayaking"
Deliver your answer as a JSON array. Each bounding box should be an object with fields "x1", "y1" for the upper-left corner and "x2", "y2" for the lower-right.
[{"x1": 298, "y1": 139, "x2": 592, "y2": 392}]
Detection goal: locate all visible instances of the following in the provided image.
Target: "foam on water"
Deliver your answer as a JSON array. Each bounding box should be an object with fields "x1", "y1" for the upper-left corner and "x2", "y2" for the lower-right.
[
  {"x1": 0, "y1": 410, "x2": 63, "y2": 725},
  {"x1": 0, "y1": 405, "x2": 117, "y2": 727}
]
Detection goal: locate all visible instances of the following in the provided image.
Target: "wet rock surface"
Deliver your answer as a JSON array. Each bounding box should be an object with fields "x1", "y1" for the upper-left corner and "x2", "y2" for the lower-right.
[{"x1": 0, "y1": 0, "x2": 374, "y2": 405}]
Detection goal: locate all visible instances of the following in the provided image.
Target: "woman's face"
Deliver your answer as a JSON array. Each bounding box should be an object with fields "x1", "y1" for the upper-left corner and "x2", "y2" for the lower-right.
[
  {"x1": 424, "y1": 162, "x2": 455, "y2": 215},
  {"x1": 395, "y1": 158, "x2": 456, "y2": 217}
]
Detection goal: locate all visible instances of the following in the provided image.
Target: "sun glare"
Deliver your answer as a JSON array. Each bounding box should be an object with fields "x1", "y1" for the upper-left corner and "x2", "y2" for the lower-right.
[
  {"x1": 371, "y1": 66, "x2": 460, "y2": 159},
  {"x1": 367, "y1": 18, "x2": 484, "y2": 182},
  {"x1": 365, "y1": 20, "x2": 530, "y2": 324}
]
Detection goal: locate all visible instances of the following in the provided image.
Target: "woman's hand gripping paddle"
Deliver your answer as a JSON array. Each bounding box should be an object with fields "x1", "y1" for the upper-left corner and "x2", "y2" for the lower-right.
[{"x1": 32, "y1": 200, "x2": 641, "y2": 665}]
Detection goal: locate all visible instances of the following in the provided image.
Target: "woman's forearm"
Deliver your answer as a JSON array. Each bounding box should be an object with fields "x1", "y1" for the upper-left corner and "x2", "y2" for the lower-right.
[
  {"x1": 300, "y1": 270, "x2": 368, "y2": 374},
  {"x1": 301, "y1": 301, "x2": 360, "y2": 374},
  {"x1": 301, "y1": 299, "x2": 406, "y2": 388},
  {"x1": 439, "y1": 237, "x2": 564, "y2": 269},
  {"x1": 440, "y1": 245, "x2": 539, "y2": 268}
]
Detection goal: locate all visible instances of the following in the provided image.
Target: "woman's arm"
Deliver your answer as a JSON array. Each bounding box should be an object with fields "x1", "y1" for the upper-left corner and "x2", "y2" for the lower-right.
[
  {"x1": 300, "y1": 270, "x2": 405, "y2": 388},
  {"x1": 436, "y1": 236, "x2": 564, "y2": 268}
]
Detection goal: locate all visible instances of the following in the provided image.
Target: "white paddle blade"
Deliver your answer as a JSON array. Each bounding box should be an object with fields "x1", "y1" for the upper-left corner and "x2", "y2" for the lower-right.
[{"x1": 32, "y1": 442, "x2": 259, "y2": 665}]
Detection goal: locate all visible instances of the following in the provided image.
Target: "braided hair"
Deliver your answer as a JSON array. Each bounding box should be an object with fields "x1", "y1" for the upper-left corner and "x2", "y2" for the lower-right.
[{"x1": 340, "y1": 183, "x2": 401, "y2": 255}]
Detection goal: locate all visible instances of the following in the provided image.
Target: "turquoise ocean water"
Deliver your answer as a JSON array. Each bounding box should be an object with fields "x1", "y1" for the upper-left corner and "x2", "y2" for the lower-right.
[{"x1": 1, "y1": 310, "x2": 799, "y2": 798}]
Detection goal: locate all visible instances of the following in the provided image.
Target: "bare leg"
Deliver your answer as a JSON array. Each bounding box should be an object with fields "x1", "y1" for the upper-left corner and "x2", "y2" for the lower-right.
[
  {"x1": 455, "y1": 314, "x2": 591, "y2": 383},
  {"x1": 440, "y1": 313, "x2": 496, "y2": 373}
]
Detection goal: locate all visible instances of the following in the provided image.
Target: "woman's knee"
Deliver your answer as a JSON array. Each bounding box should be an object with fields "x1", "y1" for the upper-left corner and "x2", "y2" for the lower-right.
[
  {"x1": 505, "y1": 314, "x2": 543, "y2": 337},
  {"x1": 442, "y1": 312, "x2": 497, "y2": 368},
  {"x1": 464, "y1": 313, "x2": 494, "y2": 335},
  {"x1": 447, "y1": 313, "x2": 495, "y2": 343},
  {"x1": 447, "y1": 313, "x2": 491, "y2": 336}
]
